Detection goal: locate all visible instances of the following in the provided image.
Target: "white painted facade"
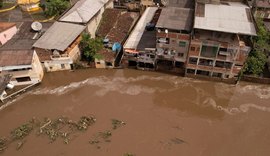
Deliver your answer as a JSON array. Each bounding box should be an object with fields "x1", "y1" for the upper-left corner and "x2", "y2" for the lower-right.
[{"x1": 0, "y1": 50, "x2": 44, "y2": 86}]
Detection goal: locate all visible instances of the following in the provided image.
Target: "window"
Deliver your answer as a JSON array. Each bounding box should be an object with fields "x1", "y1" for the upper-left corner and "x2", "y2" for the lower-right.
[
  {"x1": 198, "y1": 59, "x2": 213, "y2": 66},
  {"x1": 212, "y1": 72, "x2": 222, "y2": 78},
  {"x1": 157, "y1": 38, "x2": 170, "y2": 44},
  {"x1": 16, "y1": 77, "x2": 31, "y2": 82},
  {"x1": 200, "y1": 45, "x2": 219, "y2": 58},
  {"x1": 178, "y1": 53, "x2": 184, "y2": 57},
  {"x1": 186, "y1": 69, "x2": 195, "y2": 74},
  {"x1": 189, "y1": 57, "x2": 198, "y2": 65},
  {"x1": 196, "y1": 70, "x2": 210, "y2": 76},
  {"x1": 179, "y1": 41, "x2": 186, "y2": 47},
  {"x1": 61, "y1": 64, "x2": 65, "y2": 69},
  {"x1": 190, "y1": 47, "x2": 195, "y2": 51}
]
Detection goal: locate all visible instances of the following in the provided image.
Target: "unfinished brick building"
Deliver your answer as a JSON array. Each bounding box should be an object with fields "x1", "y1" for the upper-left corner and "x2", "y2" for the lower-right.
[{"x1": 185, "y1": 0, "x2": 257, "y2": 79}]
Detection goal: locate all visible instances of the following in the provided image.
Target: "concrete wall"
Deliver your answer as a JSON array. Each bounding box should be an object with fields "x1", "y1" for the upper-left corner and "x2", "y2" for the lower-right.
[
  {"x1": 0, "y1": 25, "x2": 17, "y2": 46},
  {"x1": 95, "y1": 59, "x2": 106, "y2": 68},
  {"x1": 0, "y1": 51, "x2": 44, "y2": 86}
]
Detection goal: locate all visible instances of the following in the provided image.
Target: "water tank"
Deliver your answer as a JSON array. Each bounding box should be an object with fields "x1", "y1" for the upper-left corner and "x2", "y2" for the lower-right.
[{"x1": 7, "y1": 83, "x2": 14, "y2": 89}]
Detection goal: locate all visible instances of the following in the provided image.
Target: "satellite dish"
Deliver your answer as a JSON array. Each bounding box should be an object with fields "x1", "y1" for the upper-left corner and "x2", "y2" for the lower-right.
[{"x1": 31, "y1": 22, "x2": 42, "y2": 31}]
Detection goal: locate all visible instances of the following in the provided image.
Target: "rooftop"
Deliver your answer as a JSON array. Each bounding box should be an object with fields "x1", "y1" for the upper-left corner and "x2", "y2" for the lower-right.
[
  {"x1": 59, "y1": 0, "x2": 110, "y2": 23},
  {"x1": 97, "y1": 49, "x2": 116, "y2": 62},
  {"x1": 0, "y1": 22, "x2": 53, "y2": 50},
  {"x1": 97, "y1": 9, "x2": 139, "y2": 44},
  {"x1": 256, "y1": 0, "x2": 270, "y2": 8},
  {"x1": 0, "y1": 50, "x2": 33, "y2": 67},
  {"x1": 124, "y1": 7, "x2": 158, "y2": 50},
  {"x1": 0, "y1": 22, "x2": 16, "y2": 33},
  {"x1": 33, "y1": 22, "x2": 85, "y2": 51},
  {"x1": 194, "y1": 2, "x2": 257, "y2": 36},
  {"x1": 156, "y1": 7, "x2": 194, "y2": 31},
  {"x1": 167, "y1": 0, "x2": 194, "y2": 8}
]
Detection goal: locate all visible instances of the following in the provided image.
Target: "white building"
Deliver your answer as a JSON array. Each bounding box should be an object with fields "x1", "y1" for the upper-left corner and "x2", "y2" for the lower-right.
[
  {"x1": 33, "y1": 22, "x2": 86, "y2": 72},
  {"x1": 0, "y1": 50, "x2": 44, "y2": 86},
  {"x1": 59, "y1": 0, "x2": 114, "y2": 38}
]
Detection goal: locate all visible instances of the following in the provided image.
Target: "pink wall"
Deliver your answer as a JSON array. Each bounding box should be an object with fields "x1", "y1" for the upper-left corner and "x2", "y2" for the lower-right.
[{"x1": 0, "y1": 26, "x2": 17, "y2": 46}]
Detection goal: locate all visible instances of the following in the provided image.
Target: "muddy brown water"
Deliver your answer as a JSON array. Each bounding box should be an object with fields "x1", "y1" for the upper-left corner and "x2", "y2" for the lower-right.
[{"x1": 1, "y1": 69, "x2": 270, "y2": 156}]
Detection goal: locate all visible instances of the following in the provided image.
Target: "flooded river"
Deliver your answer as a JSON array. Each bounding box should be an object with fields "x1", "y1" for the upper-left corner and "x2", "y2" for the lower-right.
[{"x1": 1, "y1": 69, "x2": 270, "y2": 156}]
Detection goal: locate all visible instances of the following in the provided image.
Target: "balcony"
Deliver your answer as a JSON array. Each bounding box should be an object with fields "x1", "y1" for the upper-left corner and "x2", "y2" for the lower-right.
[{"x1": 50, "y1": 54, "x2": 71, "y2": 61}]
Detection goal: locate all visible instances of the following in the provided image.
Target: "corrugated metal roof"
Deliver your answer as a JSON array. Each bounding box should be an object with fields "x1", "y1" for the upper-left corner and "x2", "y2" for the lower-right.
[
  {"x1": 124, "y1": 7, "x2": 158, "y2": 50},
  {"x1": 59, "y1": 0, "x2": 109, "y2": 23},
  {"x1": 194, "y1": 2, "x2": 256, "y2": 36},
  {"x1": 33, "y1": 22, "x2": 85, "y2": 51},
  {"x1": 156, "y1": 7, "x2": 193, "y2": 31}
]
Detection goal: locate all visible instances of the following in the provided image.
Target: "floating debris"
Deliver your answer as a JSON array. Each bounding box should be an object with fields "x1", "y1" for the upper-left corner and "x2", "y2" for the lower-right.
[
  {"x1": 0, "y1": 137, "x2": 7, "y2": 152},
  {"x1": 111, "y1": 119, "x2": 126, "y2": 130},
  {"x1": 89, "y1": 139, "x2": 99, "y2": 145},
  {"x1": 76, "y1": 116, "x2": 96, "y2": 131},
  {"x1": 11, "y1": 123, "x2": 33, "y2": 140},
  {"x1": 123, "y1": 153, "x2": 135, "y2": 156},
  {"x1": 99, "y1": 131, "x2": 112, "y2": 139},
  {"x1": 16, "y1": 140, "x2": 25, "y2": 150},
  {"x1": 171, "y1": 138, "x2": 186, "y2": 144}
]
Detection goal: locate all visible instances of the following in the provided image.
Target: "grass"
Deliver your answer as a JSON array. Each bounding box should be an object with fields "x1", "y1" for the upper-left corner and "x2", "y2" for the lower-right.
[{"x1": 0, "y1": 2, "x2": 16, "y2": 10}]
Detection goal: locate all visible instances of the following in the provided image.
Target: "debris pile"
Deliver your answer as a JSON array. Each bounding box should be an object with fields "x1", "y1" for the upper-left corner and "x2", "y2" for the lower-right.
[
  {"x1": 89, "y1": 118, "x2": 126, "y2": 149},
  {"x1": 111, "y1": 119, "x2": 126, "y2": 130},
  {"x1": 0, "y1": 115, "x2": 96, "y2": 153}
]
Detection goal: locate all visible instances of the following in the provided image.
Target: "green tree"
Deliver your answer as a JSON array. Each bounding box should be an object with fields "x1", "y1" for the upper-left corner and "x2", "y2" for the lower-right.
[
  {"x1": 79, "y1": 33, "x2": 103, "y2": 62},
  {"x1": 243, "y1": 18, "x2": 269, "y2": 76},
  {"x1": 0, "y1": 0, "x2": 3, "y2": 8},
  {"x1": 41, "y1": 0, "x2": 70, "y2": 17}
]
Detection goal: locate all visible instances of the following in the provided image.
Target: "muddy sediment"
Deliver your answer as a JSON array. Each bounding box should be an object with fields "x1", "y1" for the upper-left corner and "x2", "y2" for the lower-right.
[{"x1": 0, "y1": 69, "x2": 270, "y2": 156}]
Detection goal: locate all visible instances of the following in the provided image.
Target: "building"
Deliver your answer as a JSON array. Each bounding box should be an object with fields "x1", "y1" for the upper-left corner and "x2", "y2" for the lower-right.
[
  {"x1": 95, "y1": 49, "x2": 116, "y2": 68},
  {"x1": 17, "y1": 0, "x2": 41, "y2": 12},
  {"x1": 0, "y1": 22, "x2": 17, "y2": 46},
  {"x1": 0, "y1": 22, "x2": 52, "y2": 85},
  {"x1": 0, "y1": 50, "x2": 44, "y2": 86},
  {"x1": 185, "y1": 1, "x2": 256, "y2": 79},
  {"x1": 155, "y1": 7, "x2": 193, "y2": 73},
  {"x1": 123, "y1": 7, "x2": 159, "y2": 69},
  {"x1": 33, "y1": 22, "x2": 86, "y2": 72},
  {"x1": 96, "y1": 8, "x2": 139, "y2": 68},
  {"x1": 59, "y1": 0, "x2": 113, "y2": 38},
  {"x1": 249, "y1": 0, "x2": 270, "y2": 19}
]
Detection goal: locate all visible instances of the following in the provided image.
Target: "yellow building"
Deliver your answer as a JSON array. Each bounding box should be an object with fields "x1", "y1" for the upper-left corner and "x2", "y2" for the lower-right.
[{"x1": 17, "y1": 0, "x2": 41, "y2": 12}]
